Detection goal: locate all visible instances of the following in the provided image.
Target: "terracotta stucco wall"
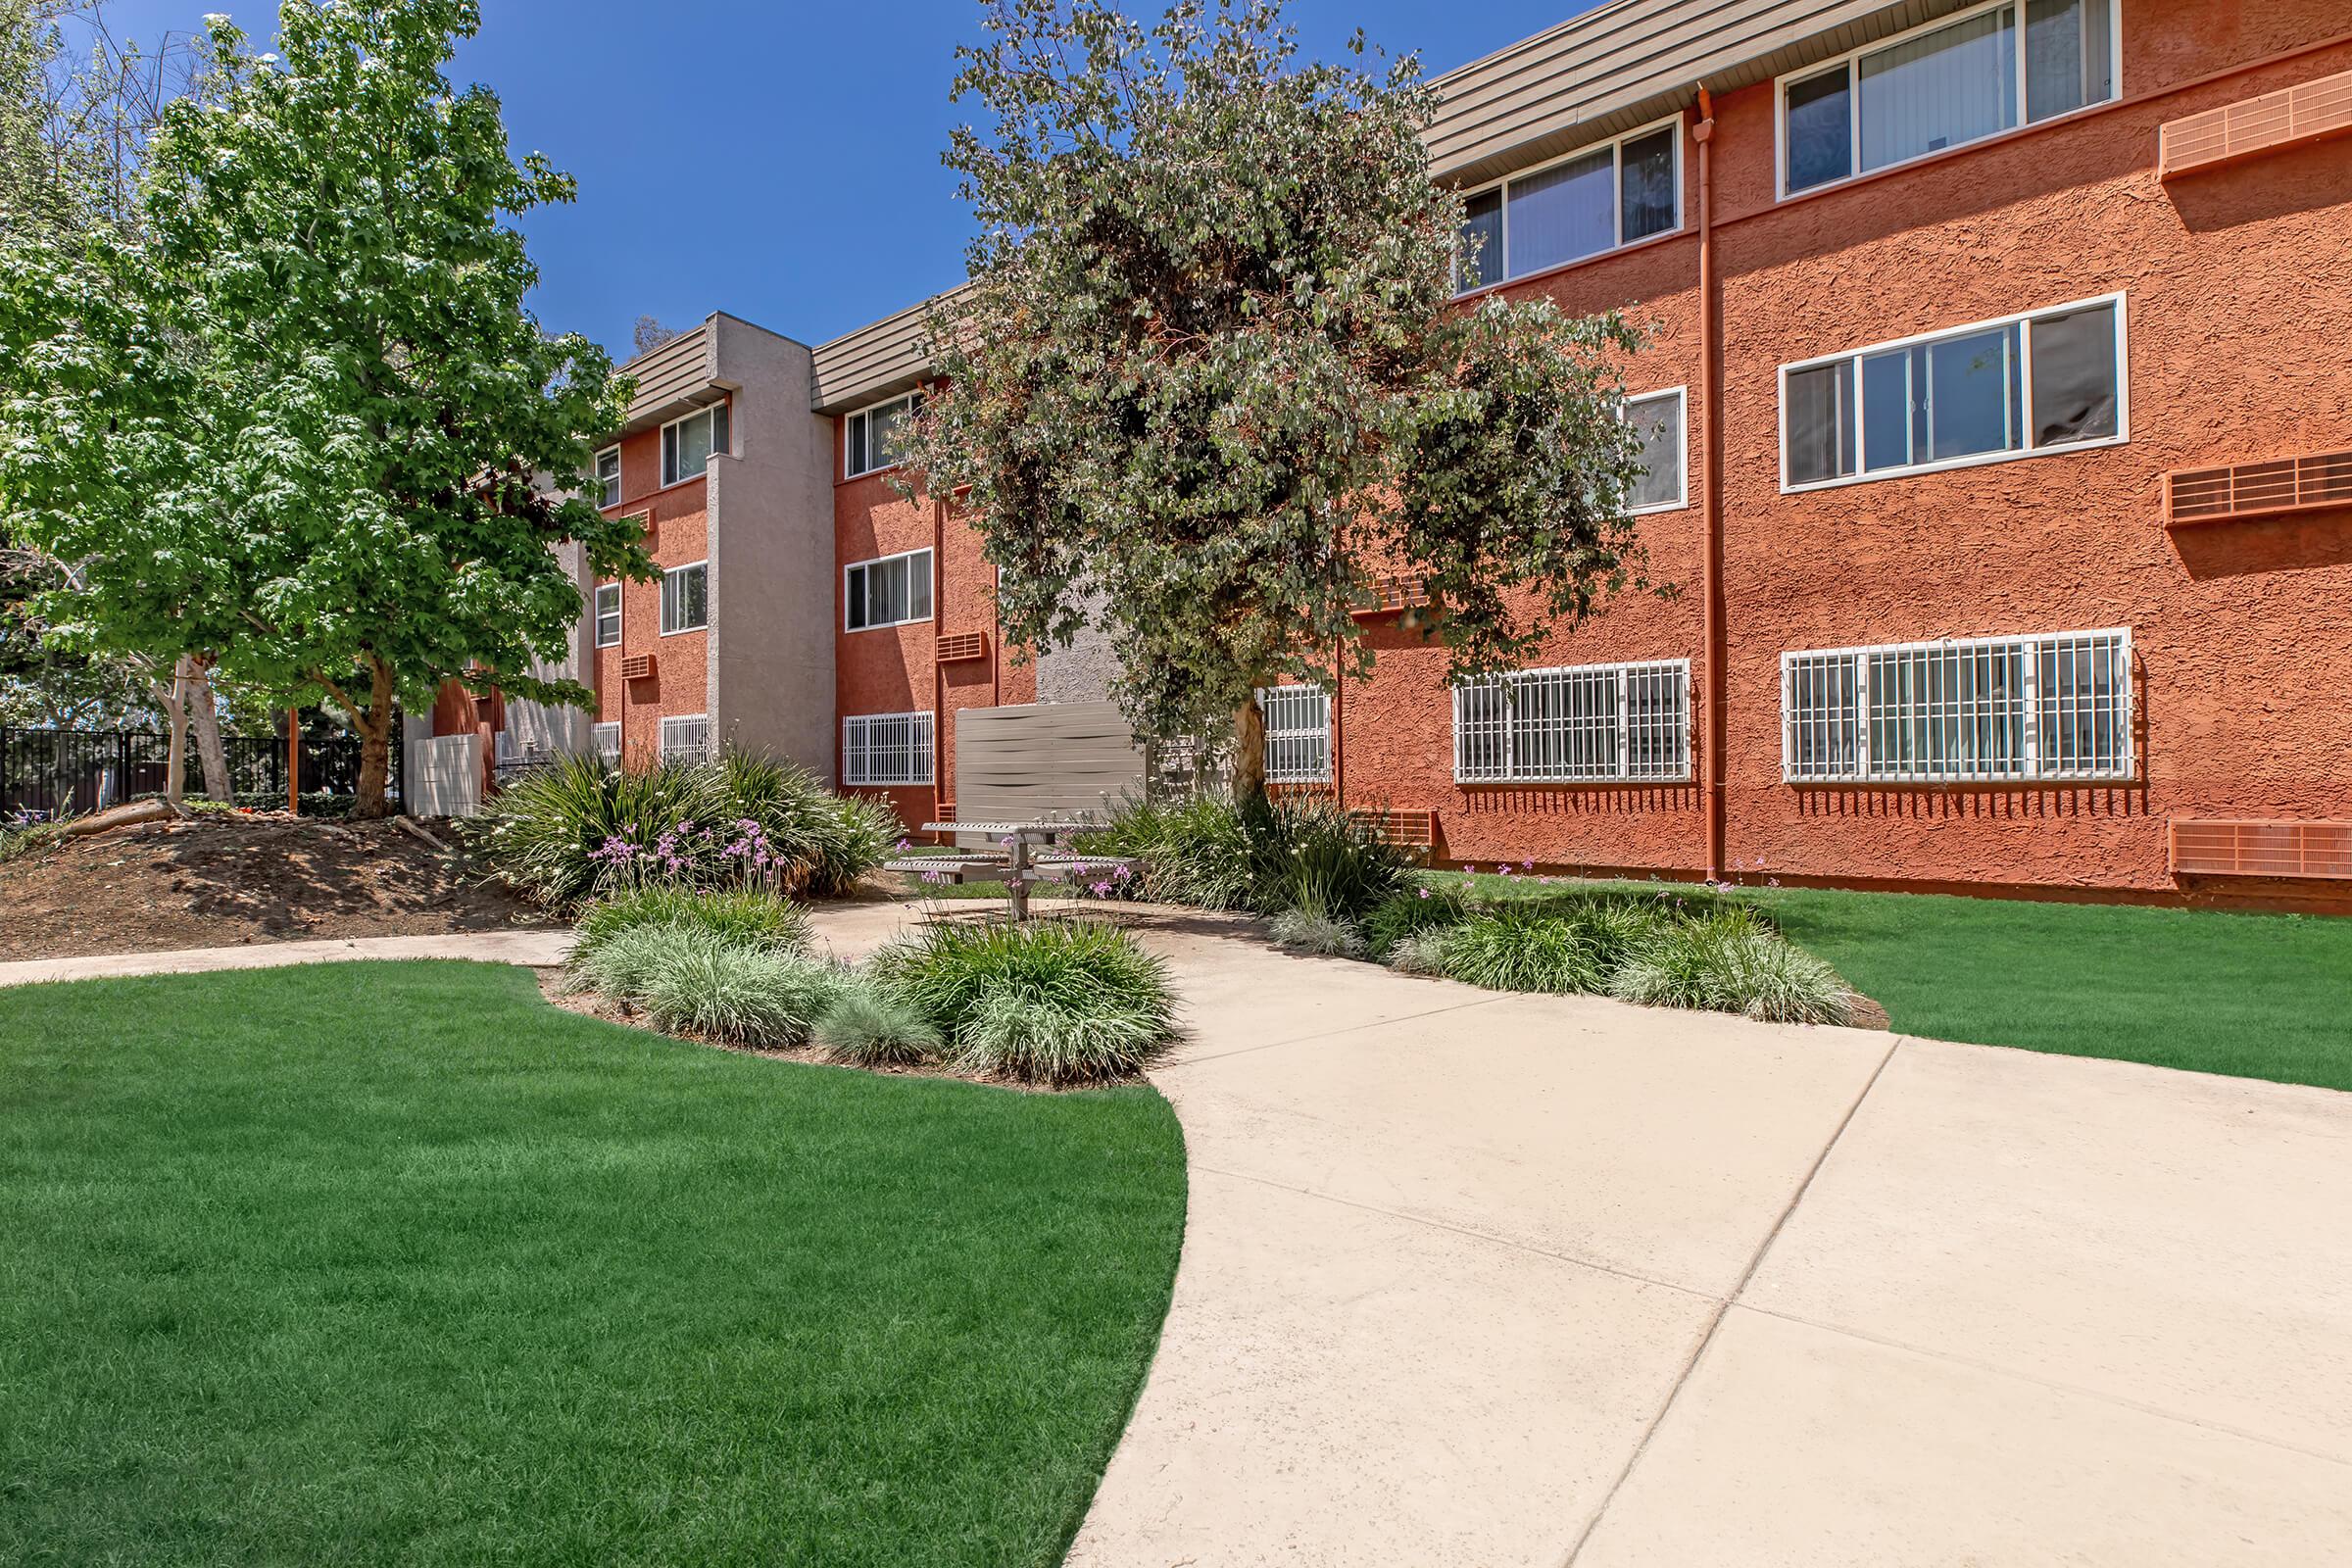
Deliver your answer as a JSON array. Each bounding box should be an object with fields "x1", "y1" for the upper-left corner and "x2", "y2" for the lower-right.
[
  {"x1": 590, "y1": 418, "x2": 712, "y2": 770},
  {"x1": 1335, "y1": 0, "x2": 2352, "y2": 906}
]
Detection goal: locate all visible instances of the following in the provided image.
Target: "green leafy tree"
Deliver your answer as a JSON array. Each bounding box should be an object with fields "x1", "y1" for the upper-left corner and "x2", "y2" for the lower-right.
[
  {"x1": 900, "y1": 0, "x2": 1655, "y2": 801},
  {"x1": 0, "y1": 0, "x2": 651, "y2": 816}
]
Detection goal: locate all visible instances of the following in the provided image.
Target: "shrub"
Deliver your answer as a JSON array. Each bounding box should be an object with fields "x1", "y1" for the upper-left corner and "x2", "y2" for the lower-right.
[
  {"x1": 869, "y1": 919, "x2": 1180, "y2": 1086},
  {"x1": 812, "y1": 981, "x2": 944, "y2": 1067},
  {"x1": 1438, "y1": 906, "x2": 1609, "y2": 995},
  {"x1": 570, "y1": 886, "x2": 810, "y2": 969},
  {"x1": 1080, "y1": 792, "x2": 1415, "y2": 920},
  {"x1": 954, "y1": 989, "x2": 1167, "y2": 1087},
  {"x1": 1608, "y1": 907, "x2": 1852, "y2": 1025},
  {"x1": 627, "y1": 928, "x2": 847, "y2": 1046},
  {"x1": 564, "y1": 921, "x2": 690, "y2": 1004},
  {"x1": 1078, "y1": 795, "x2": 1253, "y2": 910},
  {"x1": 466, "y1": 750, "x2": 896, "y2": 907},
  {"x1": 1268, "y1": 907, "x2": 1366, "y2": 958},
  {"x1": 1384, "y1": 928, "x2": 1452, "y2": 977},
  {"x1": 1363, "y1": 886, "x2": 1469, "y2": 959}
]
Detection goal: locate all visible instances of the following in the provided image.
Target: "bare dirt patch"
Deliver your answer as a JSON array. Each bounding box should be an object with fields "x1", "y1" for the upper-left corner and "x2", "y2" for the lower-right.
[{"x1": 0, "y1": 808, "x2": 556, "y2": 962}]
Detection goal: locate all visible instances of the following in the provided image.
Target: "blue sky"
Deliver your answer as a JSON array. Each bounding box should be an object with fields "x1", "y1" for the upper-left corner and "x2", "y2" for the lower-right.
[{"x1": 81, "y1": 1, "x2": 1600, "y2": 359}]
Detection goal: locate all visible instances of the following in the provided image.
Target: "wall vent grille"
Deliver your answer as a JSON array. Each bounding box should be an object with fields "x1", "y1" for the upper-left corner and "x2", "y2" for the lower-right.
[
  {"x1": 2170, "y1": 819, "x2": 2352, "y2": 881},
  {"x1": 2166, "y1": 450, "x2": 2352, "y2": 525},
  {"x1": 2159, "y1": 66, "x2": 2352, "y2": 176},
  {"x1": 619, "y1": 653, "x2": 655, "y2": 681},
  {"x1": 936, "y1": 631, "x2": 988, "y2": 662}
]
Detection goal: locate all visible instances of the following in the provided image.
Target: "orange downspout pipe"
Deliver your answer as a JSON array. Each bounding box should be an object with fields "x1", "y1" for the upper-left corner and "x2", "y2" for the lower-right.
[
  {"x1": 934, "y1": 495, "x2": 949, "y2": 834},
  {"x1": 1695, "y1": 88, "x2": 1727, "y2": 882}
]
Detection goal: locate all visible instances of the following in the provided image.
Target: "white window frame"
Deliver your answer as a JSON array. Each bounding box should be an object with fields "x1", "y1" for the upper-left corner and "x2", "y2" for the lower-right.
[
  {"x1": 842, "y1": 710, "x2": 936, "y2": 787},
  {"x1": 659, "y1": 403, "x2": 730, "y2": 488},
  {"x1": 660, "y1": 561, "x2": 709, "y2": 636},
  {"x1": 1257, "y1": 684, "x2": 1333, "y2": 785},
  {"x1": 1777, "y1": 291, "x2": 2128, "y2": 494},
  {"x1": 844, "y1": 391, "x2": 921, "y2": 479},
  {"x1": 658, "y1": 713, "x2": 710, "y2": 764},
  {"x1": 590, "y1": 720, "x2": 620, "y2": 763},
  {"x1": 1452, "y1": 660, "x2": 1692, "y2": 784},
  {"x1": 1780, "y1": 628, "x2": 2133, "y2": 784},
  {"x1": 1773, "y1": 0, "x2": 2123, "y2": 199},
  {"x1": 1625, "y1": 386, "x2": 1689, "y2": 515},
  {"x1": 593, "y1": 582, "x2": 621, "y2": 648},
  {"x1": 594, "y1": 445, "x2": 621, "y2": 509},
  {"x1": 843, "y1": 547, "x2": 935, "y2": 633},
  {"x1": 1452, "y1": 112, "x2": 1685, "y2": 296}
]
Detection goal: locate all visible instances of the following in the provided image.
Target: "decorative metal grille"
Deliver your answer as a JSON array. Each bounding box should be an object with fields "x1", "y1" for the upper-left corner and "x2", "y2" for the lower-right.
[
  {"x1": 658, "y1": 713, "x2": 710, "y2": 764},
  {"x1": 591, "y1": 721, "x2": 620, "y2": 763},
  {"x1": 1256, "y1": 686, "x2": 1331, "y2": 784},
  {"x1": 842, "y1": 710, "x2": 935, "y2": 786},
  {"x1": 1452, "y1": 661, "x2": 1690, "y2": 783},
  {"x1": 1782, "y1": 629, "x2": 2132, "y2": 783}
]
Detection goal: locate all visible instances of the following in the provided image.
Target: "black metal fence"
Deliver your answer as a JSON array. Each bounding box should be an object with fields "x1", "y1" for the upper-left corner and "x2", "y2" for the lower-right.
[{"x1": 0, "y1": 726, "x2": 403, "y2": 820}]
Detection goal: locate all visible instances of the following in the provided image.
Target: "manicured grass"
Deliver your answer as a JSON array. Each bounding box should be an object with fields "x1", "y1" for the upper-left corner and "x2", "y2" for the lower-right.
[
  {"x1": 0, "y1": 961, "x2": 1187, "y2": 1567},
  {"x1": 1427, "y1": 870, "x2": 2352, "y2": 1091}
]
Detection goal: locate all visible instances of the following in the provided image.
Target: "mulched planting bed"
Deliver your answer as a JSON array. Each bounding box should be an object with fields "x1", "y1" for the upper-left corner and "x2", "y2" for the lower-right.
[{"x1": 0, "y1": 808, "x2": 555, "y2": 961}]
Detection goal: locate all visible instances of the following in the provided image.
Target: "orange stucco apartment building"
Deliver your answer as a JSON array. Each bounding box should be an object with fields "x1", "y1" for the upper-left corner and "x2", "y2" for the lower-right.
[{"x1": 438, "y1": 0, "x2": 2352, "y2": 909}]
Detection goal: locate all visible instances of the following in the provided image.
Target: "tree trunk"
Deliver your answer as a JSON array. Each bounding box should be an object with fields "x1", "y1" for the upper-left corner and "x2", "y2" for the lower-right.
[
  {"x1": 162, "y1": 657, "x2": 190, "y2": 806},
  {"x1": 1232, "y1": 691, "x2": 1268, "y2": 809},
  {"x1": 352, "y1": 658, "x2": 397, "y2": 819},
  {"x1": 187, "y1": 657, "x2": 233, "y2": 803}
]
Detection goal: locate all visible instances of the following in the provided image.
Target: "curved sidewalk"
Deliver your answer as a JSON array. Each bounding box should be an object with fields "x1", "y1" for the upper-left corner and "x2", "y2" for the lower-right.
[
  {"x1": 0, "y1": 929, "x2": 573, "y2": 989},
  {"x1": 1004, "y1": 914, "x2": 2352, "y2": 1568}
]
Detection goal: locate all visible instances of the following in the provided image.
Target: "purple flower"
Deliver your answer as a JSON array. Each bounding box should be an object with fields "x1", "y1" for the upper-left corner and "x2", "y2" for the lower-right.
[
  {"x1": 1091, "y1": 881, "x2": 1112, "y2": 897},
  {"x1": 1112, "y1": 864, "x2": 1132, "y2": 881},
  {"x1": 1416, "y1": 887, "x2": 1431, "y2": 900},
  {"x1": 1521, "y1": 858, "x2": 1535, "y2": 872}
]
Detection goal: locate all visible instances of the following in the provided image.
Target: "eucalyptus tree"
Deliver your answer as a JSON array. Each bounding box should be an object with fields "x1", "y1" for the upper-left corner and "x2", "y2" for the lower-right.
[{"x1": 899, "y1": 0, "x2": 1654, "y2": 799}]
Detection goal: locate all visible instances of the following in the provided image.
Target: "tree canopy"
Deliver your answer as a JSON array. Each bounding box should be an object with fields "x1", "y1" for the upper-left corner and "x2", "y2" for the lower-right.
[
  {"x1": 0, "y1": 0, "x2": 650, "y2": 814},
  {"x1": 900, "y1": 0, "x2": 1657, "y2": 779}
]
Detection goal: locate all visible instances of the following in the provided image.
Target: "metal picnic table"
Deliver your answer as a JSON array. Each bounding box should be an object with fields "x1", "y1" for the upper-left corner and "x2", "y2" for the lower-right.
[{"x1": 884, "y1": 818, "x2": 1133, "y2": 920}]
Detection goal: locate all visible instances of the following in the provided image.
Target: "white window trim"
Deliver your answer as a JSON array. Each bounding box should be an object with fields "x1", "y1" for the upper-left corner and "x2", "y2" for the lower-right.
[
  {"x1": 659, "y1": 403, "x2": 729, "y2": 489},
  {"x1": 1779, "y1": 628, "x2": 2135, "y2": 784},
  {"x1": 1452, "y1": 112, "x2": 1686, "y2": 296},
  {"x1": 590, "y1": 720, "x2": 621, "y2": 762},
  {"x1": 1773, "y1": 0, "x2": 2123, "y2": 200},
  {"x1": 842, "y1": 710, "x2": 937, "y2": 787},
  {"x1": 593, "y1": 582, "x2": 621, "y2": 648},
  {"x1": 1452, "y1": 659, "x2": 1693, "y2": 785},
  {"x1": 1777, "y1": 291, "x2": 2128, "y2": 494},
  {"x1": 844, "y1": 391, "x2": 920, "y2": 480},
  {"x1": 842, "y1": 547, "x2": 935, "y2": 633},
  {"x1": 594, "y1": 444, "x2": 621, "y2": 509},
  {"x1": 1625, "y1": 386, "x2": 1690, "y2": 515},
  {"x1": 658, "y1": 712, "x2": 710, "y2": 763},
  {"x1": 660, "y1": 560, "x2": 709, "y2": 636}
]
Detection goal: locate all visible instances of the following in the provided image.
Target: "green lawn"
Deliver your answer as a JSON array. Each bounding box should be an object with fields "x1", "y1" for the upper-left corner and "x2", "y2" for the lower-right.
[
  {"x1": 0, "y1": 961, "x2": 1187, "y2": 1567},
  {"x1": 1431, "y1": 871, "x2": 2352, "y2": 1092}
]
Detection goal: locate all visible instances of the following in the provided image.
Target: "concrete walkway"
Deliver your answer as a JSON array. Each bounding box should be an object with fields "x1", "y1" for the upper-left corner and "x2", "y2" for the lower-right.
[
  {"x1": 808, "y1": 901, "x2": 2352, "y2": 1565},
  {"x1": 0, "y1": 928, "x2": 572, "y2": 987},
  {"x1": 9, "y1": 903, "x2": 2349, "y2": 1564}
]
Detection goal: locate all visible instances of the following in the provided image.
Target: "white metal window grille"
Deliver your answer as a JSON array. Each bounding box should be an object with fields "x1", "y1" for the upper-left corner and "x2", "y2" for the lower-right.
[
  {"x1": 661, "y1": 562, "x2": 708, "y2": 634},
  {"x1": 595, "y1": 446, "x2": 621, "y2": 508},
  {"x1": 594, "y1": 583, "x2": 621, "y2": 647},
  {"x1": 843, "y1": 711, "x2": 935, "y2": 786},
  {"x1": 591, "y1": 721, "x2": 620, "y2": 763},
  {"x1": 1453, "y1": 661, "x2": 1691, "y2": 783},
  {"x1": 1781, "y1": 628, "x2": 2132, "y2": 783},
  {"x1": 658, "y1": 713, "x2": 710, "y2": 763},
  {"x1": 1257, "y1": 685, "x2": 1332, "y2": 784},
  {"x1": 846, "y1": 392, "x2": 922, "y2": 478}
]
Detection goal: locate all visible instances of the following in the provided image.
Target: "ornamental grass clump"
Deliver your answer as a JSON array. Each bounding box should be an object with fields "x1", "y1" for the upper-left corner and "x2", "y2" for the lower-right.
[
  {"x1": 1363, "y1": 886, "x2": 1469, "y2": 959},
  {"x1": 812, "y1": 981, "x2": 944, "y2": 1068},
  {"x1": 569, "y1": 886, "x2": 810, "y2": 971},
  {"x1": 632, "y1": 930, "x2": 847, "y2": 1047},
  {"x1": 1268, "y1": 906, "x2": 1367, "y2": 959},
  {"x1": 869, "y1": 919, "x2": 1180, "y2": 1086},
  {"x1": 1080, "y1": 795, "x2": 1254, "y2": 910},
  {"x1": 1384, "y1": 927, "x2": 1452, "y2": 977},
  {"x1": 1437, "y1": 906, "x2": 1610, "y2": 995},
  {"x1": 1608, "y1": 906, "x2": 1853, "y2": 1025}
]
